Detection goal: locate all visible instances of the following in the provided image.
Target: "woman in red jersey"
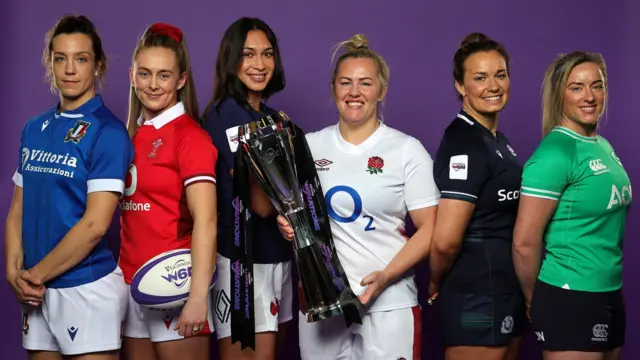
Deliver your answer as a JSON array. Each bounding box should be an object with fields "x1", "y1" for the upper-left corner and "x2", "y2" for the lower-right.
[{"x1": 118, "y1": 23, "x2": 218, "y2": 360}]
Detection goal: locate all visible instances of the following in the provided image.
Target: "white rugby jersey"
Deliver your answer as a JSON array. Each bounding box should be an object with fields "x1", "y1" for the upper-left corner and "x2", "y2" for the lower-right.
[{"x1": 306, "y1": 121, "x2": 440, "y2": 312}]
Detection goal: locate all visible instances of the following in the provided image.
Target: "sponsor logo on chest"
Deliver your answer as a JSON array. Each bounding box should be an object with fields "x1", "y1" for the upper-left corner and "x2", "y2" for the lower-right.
[{"x1": 21, "y1": 147, "x2": 78, "y2": 179}]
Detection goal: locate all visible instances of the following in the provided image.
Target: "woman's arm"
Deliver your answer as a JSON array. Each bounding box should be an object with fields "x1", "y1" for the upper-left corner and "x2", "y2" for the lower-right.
[
  {"x1": 229, "y1": 168, "x2": 275, "y2": 218},
  {"x1": 27, "y1": 191, "x2": 120, "y2": 284},
  {"x1": 5, "y1": 186, "x2": 24, "y2": 281},
  {"x1": 512, "y1": 195, "x2": 557, "y2": 305},
  {"x1": 185, "y1": 182, "x2": 218, "y2": 302},
  {"x1": 381, "y1": 206, "x2": 438, "y2": 281},
  {"x1": 429, "y1": 199, "x2": 475, "y2": 291}
]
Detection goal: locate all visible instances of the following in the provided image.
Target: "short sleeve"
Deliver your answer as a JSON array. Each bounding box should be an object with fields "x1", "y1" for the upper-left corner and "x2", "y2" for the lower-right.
[
  {"x1": 203, "y1": 109, "x2": 236, "y2": 171},
  {"x1": 177, "y1": 127, "x2": 218, "y2": 187},
  {"x1": 403, "y1": 137, "x2": 440, "y2": 210},
  {"x1": 433, "y1": 136, "x2": 490, "y2": 204},
  {"x1": 87, "y1": 122, "x2": 134, "y2": 194},
  {"x1": 12, "y1": 126, "x2": 26, "y2": 188},
  {"x1": 520, "y1": 143, "x2": 573, "y2": 201}
]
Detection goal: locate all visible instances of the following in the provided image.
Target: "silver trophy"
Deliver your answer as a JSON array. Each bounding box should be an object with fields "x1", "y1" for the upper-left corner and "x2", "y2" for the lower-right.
[{"x1": 236, "y1": 111, "x2": 361, "y2": 324}]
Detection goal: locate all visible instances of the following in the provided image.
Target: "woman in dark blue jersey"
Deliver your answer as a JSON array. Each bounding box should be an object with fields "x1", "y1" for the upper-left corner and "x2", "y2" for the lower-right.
[
  {"x1": 429, "y1": 33, "x2": 525, "y2": 360},
  {"x1": 5, "y1": 15, "x2": 133, "y2": 360},
  {"x1": 201, "y1": 17, "x2": 291, "y2": 360}
]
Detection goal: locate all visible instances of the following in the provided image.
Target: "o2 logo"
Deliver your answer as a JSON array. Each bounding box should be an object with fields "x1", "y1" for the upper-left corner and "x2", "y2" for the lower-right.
[{"x1": 325, "y1": 185, "x2": 376, "y2": 231}]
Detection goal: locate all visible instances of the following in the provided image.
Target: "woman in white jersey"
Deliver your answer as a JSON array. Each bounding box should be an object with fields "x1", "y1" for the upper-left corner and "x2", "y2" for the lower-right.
[{"x1": 277, "y1": 33, "x2": 440, "y2": 360}]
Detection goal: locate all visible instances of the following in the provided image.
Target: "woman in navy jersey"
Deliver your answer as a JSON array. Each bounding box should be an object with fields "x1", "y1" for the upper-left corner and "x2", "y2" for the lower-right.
[
  {"x1": 277, "y1": 33, "x2": 439, "y2": 360},
  {"x1": 428, "y1": 33, "x2": 525, "y2": 360},
  {"x1": 5, "y1": 15, "x2": 133, "y2": 360},
  {"x1": 201, "y1": 17, "x2": 291, "y2": 360},
  {"x1": 119, "y1": 23, "x2": 218, "y2": 360}
]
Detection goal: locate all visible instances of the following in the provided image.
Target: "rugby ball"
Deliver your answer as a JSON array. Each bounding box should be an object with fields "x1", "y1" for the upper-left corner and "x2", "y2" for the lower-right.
[{"x1": 130, "y1": 249, "x2": 218, "y2": 309}]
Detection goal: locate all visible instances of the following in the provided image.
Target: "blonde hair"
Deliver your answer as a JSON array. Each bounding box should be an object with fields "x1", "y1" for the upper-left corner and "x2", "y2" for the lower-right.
[
  {"x1": 330, "y1": 34, "x2": 390, "y2": 118},
  {"x1": 541, "y1": 51, "x2": 608, "y2": 137},
  {"x1": 126, "y1": 23, "x2": 199, "y2": 138}
]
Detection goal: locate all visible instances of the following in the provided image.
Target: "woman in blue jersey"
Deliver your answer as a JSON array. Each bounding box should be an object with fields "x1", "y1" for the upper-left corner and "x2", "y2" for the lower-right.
[
  {"x1": 277, "y1": 33, "x2": 439, "y2": 360},
  {"x1": 514, "y1": 51, "x2": 630, "y2": 360},
  {"x1": 5, "y1": 15, "x2": 133, "y2": 360},
  {"x1": 201, "y1": 17, "x2": 291, "y2": 360},
  {"x1": 428, "y1": 33, "x2": 525, "y2": 360}
]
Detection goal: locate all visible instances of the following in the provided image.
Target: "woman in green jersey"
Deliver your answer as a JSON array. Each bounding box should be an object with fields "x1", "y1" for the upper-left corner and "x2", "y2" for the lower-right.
[{"x1": 513, "y1": 51, "x2": 631, "y2": 359}]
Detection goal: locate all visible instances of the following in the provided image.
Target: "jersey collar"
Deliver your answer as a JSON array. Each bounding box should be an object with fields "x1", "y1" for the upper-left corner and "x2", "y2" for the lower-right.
[
  {"x1": 333, "y1": 119, "x2": 386, "y2": 154},
  {"x1": 55, "y1": 94, "x2": 104, "y2": 119},
  {"x1": 552, "y1": 126, "x2": 599, "y2": 143},
  {"x1": 457, "y1": 109, "x2": 499, "y2": 139},
  {"x1": 138, "y1": 102, "x2": 185, "y2": 129}
]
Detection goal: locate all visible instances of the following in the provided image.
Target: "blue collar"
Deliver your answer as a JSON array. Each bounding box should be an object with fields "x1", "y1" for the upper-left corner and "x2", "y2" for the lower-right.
[{"x1": 55, "y1": 95, "x2": 104, "y2": 118}]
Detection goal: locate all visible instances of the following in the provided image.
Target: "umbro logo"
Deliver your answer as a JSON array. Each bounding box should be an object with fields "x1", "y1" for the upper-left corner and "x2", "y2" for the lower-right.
[{"x1": 314, "y1": 159, "x2": 333, "y2": 171}]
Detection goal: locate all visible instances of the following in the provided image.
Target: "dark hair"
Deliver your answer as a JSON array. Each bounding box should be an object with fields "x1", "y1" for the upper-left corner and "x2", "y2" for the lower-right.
[
  {"x1": 201, "y1": 17, "x2": 285, "y2": 118},
  {"x1": 453, "y1": 32, "x2": 510, "y2": 100},
  {"x1": 43, "y1": 15, "x2": 107, "y2": 90}
]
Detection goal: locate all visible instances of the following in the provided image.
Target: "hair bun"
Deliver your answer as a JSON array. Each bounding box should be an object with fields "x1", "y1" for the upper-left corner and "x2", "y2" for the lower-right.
[
  {"x1": 349, "y1": 33, "x2": 369, "y2": 50},
  {"x1": 460, "y1": 32, "x2": 491, "y2": 48}
]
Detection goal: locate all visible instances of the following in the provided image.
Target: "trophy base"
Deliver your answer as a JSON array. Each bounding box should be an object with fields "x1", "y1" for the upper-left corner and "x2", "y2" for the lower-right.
[{"x1": 305, "y1": 301, "x2": 345, "y2": 323}]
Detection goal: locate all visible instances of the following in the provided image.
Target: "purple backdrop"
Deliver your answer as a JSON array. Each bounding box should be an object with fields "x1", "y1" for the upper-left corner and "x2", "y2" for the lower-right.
[{"x1": 1, "y1": 1, "x2": 638, "y2": 359}]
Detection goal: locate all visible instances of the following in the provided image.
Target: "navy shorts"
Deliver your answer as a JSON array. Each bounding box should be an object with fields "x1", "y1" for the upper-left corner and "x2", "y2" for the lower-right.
[{"x1": 434, "y1": 287, "x2": 526, "y2": 347}]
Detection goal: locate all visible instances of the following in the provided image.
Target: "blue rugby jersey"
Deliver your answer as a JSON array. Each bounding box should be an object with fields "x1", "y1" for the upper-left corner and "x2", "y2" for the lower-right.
[{"x1": 12, "y1": 95, "x2": 134, "y2": 288}]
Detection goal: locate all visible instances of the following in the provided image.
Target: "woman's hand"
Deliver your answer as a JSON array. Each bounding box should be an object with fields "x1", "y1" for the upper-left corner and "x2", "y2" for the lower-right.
[
  {"x1": 277, "y1": 215, "x2": 294, "y2": 241},
  {"x1": 175, "y1": 297, "x2": 208, "y2": 338},
  {"x1": 8, "y1": 270, "x2": 45, "y2": 306}
]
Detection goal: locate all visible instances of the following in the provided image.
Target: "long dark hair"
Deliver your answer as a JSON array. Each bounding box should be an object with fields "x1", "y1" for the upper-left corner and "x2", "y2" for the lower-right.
[{"x1": 201, "y1": 17, "x2": 285, "y2": 119}]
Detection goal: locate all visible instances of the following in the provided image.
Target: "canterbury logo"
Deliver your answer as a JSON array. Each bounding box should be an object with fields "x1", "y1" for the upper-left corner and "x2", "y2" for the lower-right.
[
  {"x1": 589, "y1": 159, "x2": 607, "y2": 172},
  {"x1": 592, "y1": 324, "x2": 608, "y2": 339}
]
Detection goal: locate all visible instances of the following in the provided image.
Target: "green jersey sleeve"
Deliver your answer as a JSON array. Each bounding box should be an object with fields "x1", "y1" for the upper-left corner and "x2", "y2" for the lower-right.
[{"x1": 521, "y1": 140, "x2": 575, "y2": 201}]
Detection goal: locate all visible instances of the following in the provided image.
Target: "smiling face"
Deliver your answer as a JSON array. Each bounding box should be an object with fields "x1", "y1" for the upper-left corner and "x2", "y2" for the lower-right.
[
  {"x1": 333, "y1": 57, "x2": 386, "y2": 126},
  {"x1": 131, "y1": 46, "x2": 186, "y2": 120},
  {"x1": 237, "y1": 30, "x2": 274, "y2": 94},
  {"x1": 456, "y1": 50, "x2": 510, "y2": 116},
  {"x1": 561, "y1": 62, "x2": 606, "y2": 131},
  {"x1": 50, "y1": 33, "x2": 98, "y2": 107}
]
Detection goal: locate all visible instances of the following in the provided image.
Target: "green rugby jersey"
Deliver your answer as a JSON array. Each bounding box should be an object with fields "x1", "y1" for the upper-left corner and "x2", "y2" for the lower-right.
[{"x1": 521, "y1": 126, "x2": 631, "y2": 292}]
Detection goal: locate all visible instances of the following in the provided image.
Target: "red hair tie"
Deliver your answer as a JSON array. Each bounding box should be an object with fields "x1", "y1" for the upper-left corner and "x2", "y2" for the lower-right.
[{"x1": 149, "y1": 23, "x2": 182, "y2": 43}]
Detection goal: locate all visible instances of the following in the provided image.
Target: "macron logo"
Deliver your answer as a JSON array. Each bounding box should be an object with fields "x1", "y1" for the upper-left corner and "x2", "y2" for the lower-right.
[
  {"x1": 67, "y1": 326, "x2": 78, "y2": 341},
  {"x1": 42, "y1": 120, "x2": 50, "y2": 131}
]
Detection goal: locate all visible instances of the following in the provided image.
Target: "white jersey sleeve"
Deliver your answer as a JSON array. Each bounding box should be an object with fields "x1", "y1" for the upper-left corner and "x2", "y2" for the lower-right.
[{"x1": 403, "y1": 137, "x2": 440, "y2": 211}]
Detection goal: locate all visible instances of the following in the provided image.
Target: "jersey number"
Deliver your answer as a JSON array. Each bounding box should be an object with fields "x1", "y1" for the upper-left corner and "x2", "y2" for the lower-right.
[{"x1": 325, "y1": 185, "x2": 376, "y2": 231}]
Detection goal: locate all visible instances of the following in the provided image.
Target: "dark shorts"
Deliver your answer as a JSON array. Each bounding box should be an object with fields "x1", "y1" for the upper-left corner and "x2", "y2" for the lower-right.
[
  {"x1": 530, "y1": 280, "x2": 626, "y2": 352},
  {"x1": 434, "y1": 288, "x2": 526, "y2": 347}
]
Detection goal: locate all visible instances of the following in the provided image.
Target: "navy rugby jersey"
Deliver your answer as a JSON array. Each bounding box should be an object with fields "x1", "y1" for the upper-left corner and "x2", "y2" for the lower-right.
[
  {"x1": 433, "y1": 110, "x2": 522, "y2": 294},
  {"x1": 13, "y1": 95, "x2": 133, "y2": 288},
  {"x1": 203, "y1": 98, "x2": 292, "y2": 264}
]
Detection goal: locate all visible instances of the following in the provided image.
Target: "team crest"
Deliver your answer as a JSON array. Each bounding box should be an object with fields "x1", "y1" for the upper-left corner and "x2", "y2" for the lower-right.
[
  {"x1": 149, "y1": 138, "x2": 164, "y2": 158},
  {"x1": 366, "y1": 156, "x2": 384, "y2": 174},
  {"x1": 64, "y1": 120, "x2": 91, "y2": 144}
]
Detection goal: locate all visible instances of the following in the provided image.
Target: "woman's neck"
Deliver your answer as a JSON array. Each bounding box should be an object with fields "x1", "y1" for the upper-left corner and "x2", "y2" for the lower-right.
[
  {"x1": 247, "y1": 91, "x2": 262, "y2": 112},
  {"x1": 338, "y1": 117, "x2": 380, "y2": 145},
  {"x1": 463, "y1": 103, "x2": 498, "y2": 135},
  {"x1": 142, "y1": 100, "x2": 178, "y2": 121},
  {"x1": 559, "y1": 116, "x2": 597, "y2": 137},
  {"x1": 59, "y1": 89, "x2": 95, "y2": 112}
]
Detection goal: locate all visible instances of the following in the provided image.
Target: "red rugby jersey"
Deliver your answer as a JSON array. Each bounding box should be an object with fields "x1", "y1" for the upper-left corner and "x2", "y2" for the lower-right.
[{"x1": 119, "y1": 102, "x2": 218, "y2": 284}]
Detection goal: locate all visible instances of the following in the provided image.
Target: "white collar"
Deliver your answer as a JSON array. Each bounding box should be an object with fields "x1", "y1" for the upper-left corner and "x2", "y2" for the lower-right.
[{"x1": 137, "y1": 102, "x2": 185, "y2": 129}]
